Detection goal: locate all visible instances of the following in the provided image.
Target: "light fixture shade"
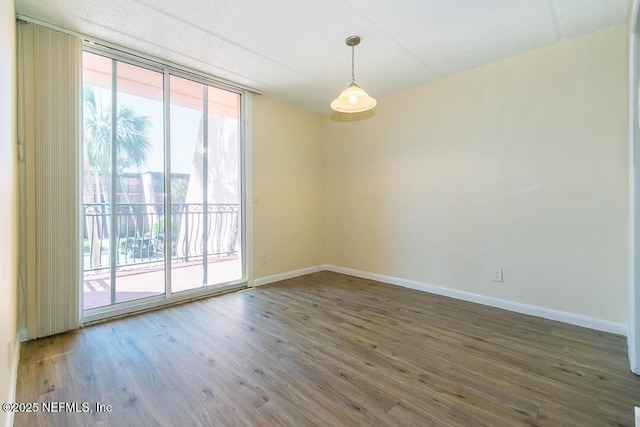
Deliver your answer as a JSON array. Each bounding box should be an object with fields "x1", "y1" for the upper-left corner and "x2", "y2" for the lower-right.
[{"x1": 331, "y1": 83, "x2": 377, "y2": 113}]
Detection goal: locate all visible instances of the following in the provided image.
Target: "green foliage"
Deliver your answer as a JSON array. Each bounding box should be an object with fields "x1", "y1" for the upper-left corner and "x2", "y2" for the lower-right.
[
  {"x1": 83, "y1": 85, "x2": 152, "y2": 175},
  {"x1": 171, "y1": 177, "x2": 189, "y2": 205},
  {"x1": 152, "y1": 216, "x2": 164, "y2": 238}
]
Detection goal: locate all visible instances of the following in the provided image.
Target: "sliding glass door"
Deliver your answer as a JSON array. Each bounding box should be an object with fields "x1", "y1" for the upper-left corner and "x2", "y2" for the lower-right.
[{"x1": 82, "y1": 49, "x2": 245, "y2": 318}]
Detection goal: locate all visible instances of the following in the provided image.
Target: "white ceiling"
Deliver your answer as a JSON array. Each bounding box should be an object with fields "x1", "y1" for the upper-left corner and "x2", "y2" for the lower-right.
[{"x1": 16, "y1": 0, "x2": 629, "y2": 115}]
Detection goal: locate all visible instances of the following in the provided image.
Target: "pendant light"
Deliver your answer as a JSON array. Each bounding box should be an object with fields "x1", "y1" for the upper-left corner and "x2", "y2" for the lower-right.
[{"x1": 331, "y1": 35, "x2": 377, "y2": 113}]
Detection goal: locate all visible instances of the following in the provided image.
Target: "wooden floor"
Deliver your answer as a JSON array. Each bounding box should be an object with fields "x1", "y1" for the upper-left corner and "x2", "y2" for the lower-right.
[{"x1": 15, "y1": 271, "x2": 640, "y2": 426}]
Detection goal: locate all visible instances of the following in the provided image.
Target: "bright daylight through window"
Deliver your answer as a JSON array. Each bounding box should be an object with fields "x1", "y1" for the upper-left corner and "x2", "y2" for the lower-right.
[{"x1": 82, "y1": 50, "x2": 244, "y2": 317}]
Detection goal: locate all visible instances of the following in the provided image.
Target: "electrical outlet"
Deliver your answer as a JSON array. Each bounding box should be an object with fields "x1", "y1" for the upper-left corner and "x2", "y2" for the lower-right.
[
  {"x1": 492, "y1": 268, "x2": 503, "y2": 282},
  {"x1": 261, "y1": 256, "x2": 268, "y2": 265}
]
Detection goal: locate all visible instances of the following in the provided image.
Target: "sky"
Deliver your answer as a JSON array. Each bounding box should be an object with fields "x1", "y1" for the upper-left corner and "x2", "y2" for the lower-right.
[{"x1": 90, "y1": 86, "x2": 201, "y2": 175}]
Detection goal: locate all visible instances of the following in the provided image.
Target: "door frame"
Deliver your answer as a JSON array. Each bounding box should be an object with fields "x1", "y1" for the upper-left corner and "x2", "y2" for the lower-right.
[{"x1": 628, "y1": 0, "x2": 640, "y2": 374}]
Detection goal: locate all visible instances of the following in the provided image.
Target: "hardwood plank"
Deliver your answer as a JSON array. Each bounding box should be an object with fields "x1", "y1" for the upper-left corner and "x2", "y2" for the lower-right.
[{"x1": 14, "y1": 271, "x2": 640, "y2": 426}]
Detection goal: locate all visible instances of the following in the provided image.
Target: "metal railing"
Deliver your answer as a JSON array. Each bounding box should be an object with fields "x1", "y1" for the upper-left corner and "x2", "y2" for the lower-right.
[{"x1": 83, "y1": 203, "x2": 239, "y2": 271}]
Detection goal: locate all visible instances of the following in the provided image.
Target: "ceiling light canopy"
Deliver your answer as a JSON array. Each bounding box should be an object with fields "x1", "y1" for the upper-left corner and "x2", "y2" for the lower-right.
[{"x1": 331, "y1": 36, "x2": 377, "y2": 113}]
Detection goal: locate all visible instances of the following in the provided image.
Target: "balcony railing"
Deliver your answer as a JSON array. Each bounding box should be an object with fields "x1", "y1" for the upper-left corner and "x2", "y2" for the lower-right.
[{"x1": 83, "y1": 203, "x2": 239, "y2": 272}]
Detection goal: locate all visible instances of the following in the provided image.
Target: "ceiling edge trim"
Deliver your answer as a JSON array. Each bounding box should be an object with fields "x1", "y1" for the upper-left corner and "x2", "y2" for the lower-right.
[{"x1": 15, "y1": 13, "x2": 262, "y2": 96}]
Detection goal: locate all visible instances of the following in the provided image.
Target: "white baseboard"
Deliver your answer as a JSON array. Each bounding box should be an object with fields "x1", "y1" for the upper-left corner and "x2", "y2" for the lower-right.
[
  {"x1": 252, "y1": 265, "x2": 325, "y2": 287},
  {"x1": 5, "y1": 334, "x2": 21, "y2": 427},
  {"x1": 325, "y1": 265, "x2": 628, "y2": 336}
]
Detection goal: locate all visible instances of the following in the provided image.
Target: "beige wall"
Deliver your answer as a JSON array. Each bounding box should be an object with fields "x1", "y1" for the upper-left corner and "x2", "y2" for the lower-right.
[
  {"x1": 0, "y1": 0, "x2": 19, "y2": 425},
  {"x1": 253, "y1": 95, "x2": 324, "y2": 278},
  {"x1": 324, "y1": 25, "x2": 628, "y2": 324}
]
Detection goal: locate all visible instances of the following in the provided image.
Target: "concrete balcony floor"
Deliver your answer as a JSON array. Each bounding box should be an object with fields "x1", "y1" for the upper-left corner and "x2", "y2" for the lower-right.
[{"x1": 83, "y1": 256, "x2": 241, "y2": 310}]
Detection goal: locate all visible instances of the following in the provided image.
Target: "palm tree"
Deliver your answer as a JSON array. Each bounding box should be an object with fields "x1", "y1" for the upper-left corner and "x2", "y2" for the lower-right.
[
  {"x1": 83, "y1": 85, "x2": 152, "y2": 267},
  {"x1": 84, "y1": 86, "x2": 151, "y2": 178}
]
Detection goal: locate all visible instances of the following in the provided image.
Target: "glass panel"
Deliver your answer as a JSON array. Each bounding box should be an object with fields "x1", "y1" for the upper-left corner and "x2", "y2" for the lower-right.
[
  {"x1": 114, "y1": 61, "x2": 165, "y2": 304},
  {"x1": 206, "y1": 86, "x2": 242, "y2": 286},
  {"x1": 82, "y1": 53, "x2": 165, "y2": 310},
  {"x1": 82, "y1": 51, "x2": 113, "y2": 310},
  {"x1": 169, "y1": 78, "x2": 242, "y2": 292},
  {"x1": 170, "y1": 75, "x2": 205, "y2": 292}
]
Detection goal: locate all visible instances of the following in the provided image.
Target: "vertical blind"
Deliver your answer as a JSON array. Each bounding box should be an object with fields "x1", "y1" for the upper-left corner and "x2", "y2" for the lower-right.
[{"x1": 20, "y1": 23, "x2": 82, "y2": 338}]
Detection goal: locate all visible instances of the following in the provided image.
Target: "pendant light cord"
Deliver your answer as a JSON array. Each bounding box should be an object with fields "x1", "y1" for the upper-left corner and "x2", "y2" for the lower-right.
[{"x1": 351, "y1": 45, "x2": 355, "y2": 84}]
